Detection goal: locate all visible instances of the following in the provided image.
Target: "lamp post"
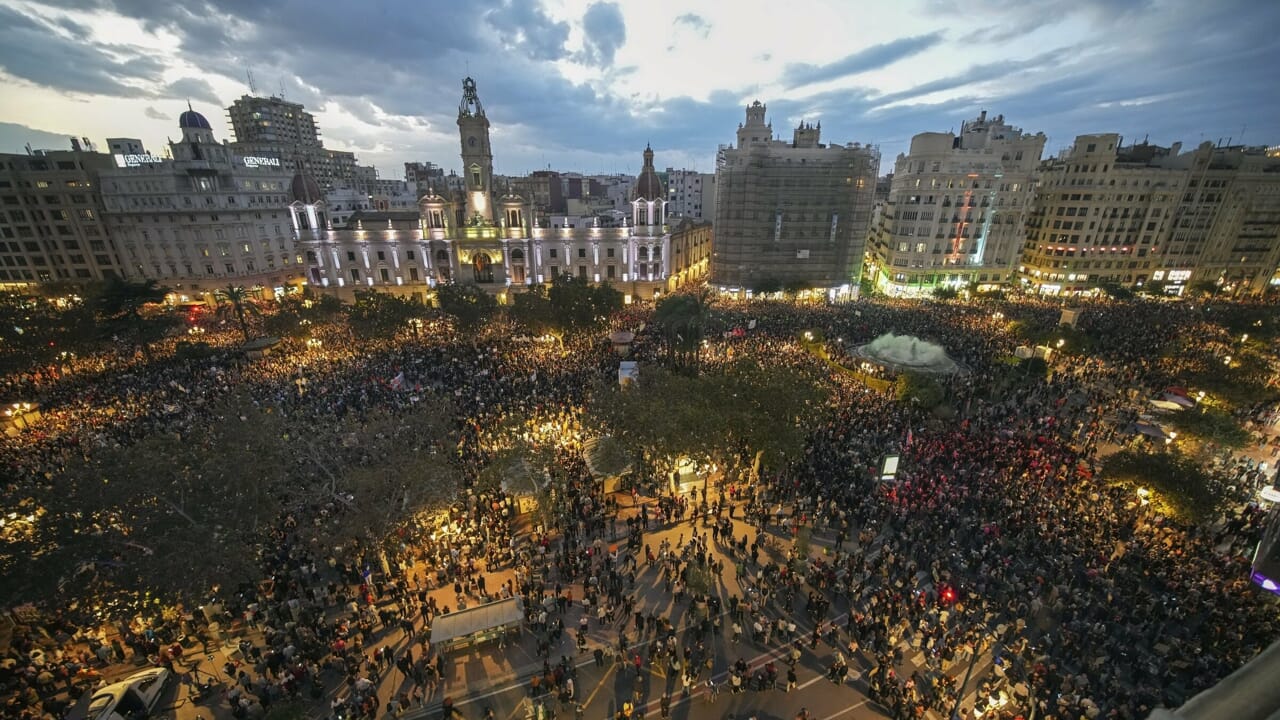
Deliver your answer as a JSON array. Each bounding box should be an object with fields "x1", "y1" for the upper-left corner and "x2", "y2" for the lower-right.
[
  {"x1": 5, "y1": 402, "x2": 35, "y2": 430},
  {"x1": 408, "y1": 317, "x2": 424, "y2": 340}
]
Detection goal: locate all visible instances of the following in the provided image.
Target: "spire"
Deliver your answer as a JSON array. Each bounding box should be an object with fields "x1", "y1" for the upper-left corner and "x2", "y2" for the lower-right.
[{"x1": 187, "y1": 99, "x2": 193, "y2": 112}]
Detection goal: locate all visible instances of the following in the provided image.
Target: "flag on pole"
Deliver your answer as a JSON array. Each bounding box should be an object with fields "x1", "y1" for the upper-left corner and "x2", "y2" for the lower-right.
[{"x1": 905, "y1": 428, "x2": 914, "y2": 449}]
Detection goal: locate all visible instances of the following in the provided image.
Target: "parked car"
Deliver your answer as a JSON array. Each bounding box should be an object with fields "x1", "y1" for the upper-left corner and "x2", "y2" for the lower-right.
[{"x1": 84, "y1": 668, "x2": 172, "y2": 720}]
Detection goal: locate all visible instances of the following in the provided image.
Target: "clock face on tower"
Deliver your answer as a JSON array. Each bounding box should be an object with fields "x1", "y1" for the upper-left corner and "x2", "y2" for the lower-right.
[{"x1": 468, "y1": 136, "x2": 477, "y2": 148}]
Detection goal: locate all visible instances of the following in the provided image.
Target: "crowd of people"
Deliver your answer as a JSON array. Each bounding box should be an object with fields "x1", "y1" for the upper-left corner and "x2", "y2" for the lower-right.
[{"x1": 0, "y1": 291, "x2": 1277, "y2": 720}]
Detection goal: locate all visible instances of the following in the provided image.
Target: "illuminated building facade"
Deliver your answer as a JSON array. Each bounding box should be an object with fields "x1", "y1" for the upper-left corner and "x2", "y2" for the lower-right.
[
  {"x1": 295, "y1": 78, "x2": 678, "y2": 303},
  {"x1": 226, "y1": 94, "x2": 358, "y2": 191},
  {"x1": 711, "y1": 101, "x2": 879, "y2": 300},
  {"x1": 0, "y1": 145, "x2": 123, "y2": 287},
  {"x1": 866, "y1": 111, "x2": 1045, "y2": 296},
  {"x1": 1020, "y1": 134, "x2": 1280, "y2": 296},
  {"x1": 100, "y1": 106, "x2": 302, "y2": 300}
]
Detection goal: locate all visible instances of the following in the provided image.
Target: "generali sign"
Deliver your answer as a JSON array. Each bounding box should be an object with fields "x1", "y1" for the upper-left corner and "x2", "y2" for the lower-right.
[
  {"x1": 113, "y1": 153, "x2": 164, "y2": 167},
  {"x1": 242, "y1": 156, "x2": 281, "y2": 169}
]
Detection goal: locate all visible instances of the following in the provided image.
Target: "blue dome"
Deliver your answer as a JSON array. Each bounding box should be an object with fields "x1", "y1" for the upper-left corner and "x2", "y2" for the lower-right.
[{"x1": 179, "y1": 109, "x2": 212, "y2": 130}]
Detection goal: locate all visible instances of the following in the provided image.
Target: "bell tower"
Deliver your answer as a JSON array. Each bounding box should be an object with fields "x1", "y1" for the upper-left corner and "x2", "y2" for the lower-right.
[{"x1": 457, "y1": 77, "x2": 494, "y2": 225}]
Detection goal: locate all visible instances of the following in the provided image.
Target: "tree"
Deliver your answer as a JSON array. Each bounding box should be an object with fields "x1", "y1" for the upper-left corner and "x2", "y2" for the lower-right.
[
  {"x1": 1095, "y1": 282, "x2": 1134, "y2": 300},
  {"x1": 94, "y1": 278, "x2": 173, "y2": 359},
  {"x1": 547, "y1": 274, "x2": 623, "y2": 334},
  {"x1": 435, "y1": 283, "x2": 497, "y2": 330},
  {"x1": 1102, "y1": 448, "x2": 1227, "y2": 522},
  {"x1": 653, "y1": 289, "x2": 714, "y2": 372},
  {"x1": 1189, "y1": 279, "x2": 1221, "y2": 298},
  {"x1": 507, "y1": 285, "x2": 558, "y2": 338},
  {"x1": 590, "y1": 360, "x2": 828, "y2": 476},
  {"x1": 215, "y1": 284, "x2": 261, "y2": 341},
  {"x1": 1165, "y1": 406, "x2": 1252, "y2": 450},
  {"x1": 895, "y1": 372, "x2": 944, "y2": 410},
  {"x1": 932, "y1": 286, "x2": 959, "y2": 301},
  {"x1": 752, "y1": 278, "x2": 783, "y2": 296},
  {"x1": 782, "y1": 279, "x2": 813, "y2": 298},
  {"x1": 347, "y1": 290, "x2": 425, "y2": 341},
  {"x1": 0, "y1": 293, "x2": 100, "y2": 374},
  {"x1": 7, "y1": 391, "x2": 458, "y2": 611}
]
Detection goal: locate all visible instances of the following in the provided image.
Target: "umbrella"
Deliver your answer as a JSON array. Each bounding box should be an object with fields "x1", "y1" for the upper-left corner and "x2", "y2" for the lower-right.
[
  {"x1": 1149, "y1": 399, "x2": 1184, "y2": 411},
  {"x1": 1164, "y1": 386, "x2": 1190, "y2": 398},
  {"x1": 1162, "y1": 393, "x2": 1195, "y2": 408}
]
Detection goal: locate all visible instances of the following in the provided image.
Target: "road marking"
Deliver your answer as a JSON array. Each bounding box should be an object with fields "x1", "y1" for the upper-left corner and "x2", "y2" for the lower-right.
[
  {"x1": 580, "y1": 665, "x2": 616, "y2": 711},
  {"x1": 797, "y1": 674, "x2": 826, "y2": 690},
  {"x1": 820, "y1": 698, "x2": 869, "y2": 720}
]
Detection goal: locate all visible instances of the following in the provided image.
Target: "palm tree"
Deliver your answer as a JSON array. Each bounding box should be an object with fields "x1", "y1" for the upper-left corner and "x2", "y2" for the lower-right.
[
  {"x1": 96, "y1": 277, "x2": 170, "y2": 359},
  {"x1": 215, "y1": 284, "x2": 260, "y2": 341},
  {"x1": 654, "y1": 289, "x2": 713, "y2": 372}
]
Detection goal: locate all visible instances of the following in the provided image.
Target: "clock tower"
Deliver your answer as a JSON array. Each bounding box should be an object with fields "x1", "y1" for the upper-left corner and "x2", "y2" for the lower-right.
[{"x1": 457, "y1": 76, "x2": 495, "y2": 225}]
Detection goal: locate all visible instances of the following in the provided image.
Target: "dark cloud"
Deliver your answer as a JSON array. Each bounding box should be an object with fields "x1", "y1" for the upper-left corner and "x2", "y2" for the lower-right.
[
  {"x1": 143, "y1": 107, "x2": 168, "y2": 121},
  {"x1": 674, "y1": 13, "x2": 711, "y2": 38},
  {"x1": 580, "y1": 3, "x2": 626, "y2": 67},
  {"x1": 483, "y1": 0, "x2": 571, "y2": 62},
  {"x1": 0, "y1": 5, "x2": 166, "y2": 97},
  {"x1": 0, "y1": 121, "x2": 80, "y2": 153},
  {"x1": 165, "y1": 77, "x2": 220, "y2": 106},
  {"x1": 784, "y1": 32, "x2": 945, "y2": 88},
  {"x1": 8, "y1": 0, "x2": 1280, "y2": 175}
]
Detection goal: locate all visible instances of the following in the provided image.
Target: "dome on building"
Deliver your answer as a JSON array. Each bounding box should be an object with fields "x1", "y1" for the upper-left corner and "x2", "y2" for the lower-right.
[
  {"x1": 289, "y1": 172, "x2": 323, "y2": 205},
  {"x1": 178, "y1": 108, "x2": 212, "y2": 131},
  {"x1": 631, "y1": 143, "x2": 665, "y2": 201}
]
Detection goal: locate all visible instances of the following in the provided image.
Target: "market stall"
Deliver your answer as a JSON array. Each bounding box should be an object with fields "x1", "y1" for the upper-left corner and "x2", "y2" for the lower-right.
[{"x1": 428, "y1": 597, "x2": 524, "y2": 653}]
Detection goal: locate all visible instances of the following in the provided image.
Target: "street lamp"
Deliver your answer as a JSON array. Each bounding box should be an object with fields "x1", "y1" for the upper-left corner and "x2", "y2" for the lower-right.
[
  {"x1": 4, "y1": 402, "x2": 35, "y2": 430},
  {"x1": 407, "y1": 317, "x2": 424, "y2": 339}
]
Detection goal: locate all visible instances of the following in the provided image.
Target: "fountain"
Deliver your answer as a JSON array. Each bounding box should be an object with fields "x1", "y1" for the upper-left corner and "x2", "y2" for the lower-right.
[{"x1": 853, "y1": 333, "x2": 964, "y2": 375}]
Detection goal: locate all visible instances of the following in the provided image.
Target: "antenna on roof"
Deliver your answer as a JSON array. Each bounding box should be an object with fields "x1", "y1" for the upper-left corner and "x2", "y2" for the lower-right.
[
  {"x1": 279, "y1": 80, "x2": 286, "y2": 101},
  {"x1": 246, "y1": 69, "x2": 257, "y2": 95}
]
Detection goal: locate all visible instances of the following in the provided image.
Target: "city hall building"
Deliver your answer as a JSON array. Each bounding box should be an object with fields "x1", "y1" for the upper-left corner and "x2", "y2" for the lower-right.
[{"x1": 294, "y1": 78, "x2": 682, "y2": 303}]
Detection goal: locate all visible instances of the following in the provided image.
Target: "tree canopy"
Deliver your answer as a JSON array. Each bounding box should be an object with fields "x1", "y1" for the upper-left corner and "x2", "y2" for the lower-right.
[
  {"x1": 347, "y1": 290, "x2": 426, "y2": 341},
  {"x1": 652, "y1": 290, "x2": 714, "y2": 372},
  {"x1": 1102, "y1": 448, "x2": 1227, "y2": 522},
  {"x1": 6, "y1": 391, "x2": 457, "y2": 611},
  {"x1": 435, "y1": 283, "x2": 497, "y2": 329},
  {"x1": 589, "y1": 359, "x2": 828, "y2": 472}
]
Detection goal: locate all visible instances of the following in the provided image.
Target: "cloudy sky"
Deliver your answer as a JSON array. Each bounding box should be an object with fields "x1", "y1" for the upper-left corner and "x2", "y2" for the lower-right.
[{"x1": 0, "y1": 0, "x2": 1277, "y2": 179}]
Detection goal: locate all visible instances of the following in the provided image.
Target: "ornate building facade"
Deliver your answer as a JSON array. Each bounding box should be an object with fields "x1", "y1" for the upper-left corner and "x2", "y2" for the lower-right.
[{"x1": 296, "y1": 78, "x2": 679, "y2": 302}]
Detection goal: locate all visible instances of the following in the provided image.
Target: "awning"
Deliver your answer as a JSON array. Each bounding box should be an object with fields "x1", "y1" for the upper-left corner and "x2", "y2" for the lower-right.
[
  {"x1": 583, "y1": 436, "x2": 633, "y2": 479},
  {"x1": 428, "y1": 597, "x2": 524, "y2": 645},
  {"x1": 1131, "y1": 421, "x2": 1168, "y2": 439}
]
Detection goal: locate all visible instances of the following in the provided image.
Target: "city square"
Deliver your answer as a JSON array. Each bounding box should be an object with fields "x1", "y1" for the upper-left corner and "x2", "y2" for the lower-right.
[
  {"x1": 1, "y1": 2, "x2": 1279, "y2": 720},
  {"x1": 2, "y1": 285, "x2": 1279, "y2": 720}
]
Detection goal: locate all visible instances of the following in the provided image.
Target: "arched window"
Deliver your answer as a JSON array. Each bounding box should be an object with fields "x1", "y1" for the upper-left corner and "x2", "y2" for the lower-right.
[{"x1": 470, "y1": 164, "x2": 483, "y2": 190}]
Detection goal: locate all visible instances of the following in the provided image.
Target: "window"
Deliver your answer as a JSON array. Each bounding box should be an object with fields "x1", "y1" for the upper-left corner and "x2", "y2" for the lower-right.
[
  {"x1": 607, "y1": 265, "x2": 615, "y2": 279},
  {"x1": 409, "y1": 267, "x2": 419, "y2": 282},
  {"x1": 347, "y1": 251, "x2": 356, "y2": 262},
  {"x1": 406, "y1": 250, "x2": 415, "y2": 260},
  {"x1": 350, "y1": 269, "x2": 360, "y2": 282},
  {"x1": 549, "y1": 248, "x2": 557, "y2": 258},
  {"x1": 379, "y1": 268, "x2": 390, "y2": 282},
  {"x1": 377, "y1": 251, "x2": 385, "y2": 261},
  {"x1": 578, "y1": 248, "x2": 586, "y2": 258},
  {"x1": 578, "y1": 265, "x2": 587, "y2": 278}
]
